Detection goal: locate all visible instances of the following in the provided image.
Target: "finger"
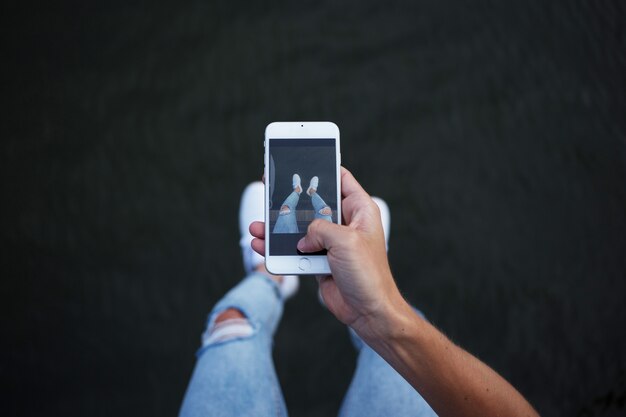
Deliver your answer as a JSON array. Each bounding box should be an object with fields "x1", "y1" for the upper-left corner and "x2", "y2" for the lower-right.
[
  {"x1": 339, "y1": 167, "x2": 375, "y2": 225},
  {"x1": 318, "y1": 276, "x2": 342, "y2": 318},
  {"x1": 340, "y1": 167, "x2": 368, "y2": 199},
  {"x1": 297, "y1": 219, "x2": 344, "y2": 253},
  {"x1": 251, "y1": 237, "x2": 265, "y2": 256},
  {"x1": 315, "y1": 274, "x2": 331, "y2": 284},
  {"x1": 249, "y1": 221, "x2": 265, "y2": 239},
  {"x1": 316, "y1": 275, "x2": 331, "y2": 305},
  {"x1": 341, "y1": 192, "x2": 380, "y2": 227}
]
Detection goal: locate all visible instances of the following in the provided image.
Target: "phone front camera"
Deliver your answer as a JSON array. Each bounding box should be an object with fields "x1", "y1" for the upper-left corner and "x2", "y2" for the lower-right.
[{"x1": 301, "y1": 124, "x2": 303, "y2": 127}]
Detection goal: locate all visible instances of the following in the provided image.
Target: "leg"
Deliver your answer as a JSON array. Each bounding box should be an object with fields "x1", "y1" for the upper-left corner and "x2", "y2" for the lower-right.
[
  {"x1": 273, "y1": 191, "x2": 300, "y2": 233},
  {"x1": 306, "y1": 177, "x2": 332, "y2": 222},
  {"x1": 338, "y1": 322, "x2": 437, "y2": 417},
  {"x1": 239, "y1": 181, "x2": 299, "y2": 299},
  {"x1": 179, "y1": 272, "x2": 289, "y2": 417},
  {"x1": 311, "y1": 192, "x2": 332, "y2": 222}
]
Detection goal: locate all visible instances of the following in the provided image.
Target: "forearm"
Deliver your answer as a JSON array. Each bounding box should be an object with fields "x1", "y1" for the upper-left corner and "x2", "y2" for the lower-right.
[{"x1": 356, "y1": 297, "x2": 539, "y2": 417}]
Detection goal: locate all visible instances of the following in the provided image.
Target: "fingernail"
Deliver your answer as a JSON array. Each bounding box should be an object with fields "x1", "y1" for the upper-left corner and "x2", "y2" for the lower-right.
[{"x1": 297, "y1": 238, "x2": 305, "y2": 251}]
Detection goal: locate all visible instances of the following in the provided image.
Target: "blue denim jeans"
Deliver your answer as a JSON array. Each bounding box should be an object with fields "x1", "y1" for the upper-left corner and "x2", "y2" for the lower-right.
[
  {"x1": 273, "y1": 192, "x2": 300, "y2": 233},
  {"x1": 311, "y1": 192, "x2": 332, "y2": 222},
  {"x1": 272, "y1": 192, "x2": 333, "y2": 234},
  {"x1": 178, "y1": 273, "x2": 437, "y2": 417}
]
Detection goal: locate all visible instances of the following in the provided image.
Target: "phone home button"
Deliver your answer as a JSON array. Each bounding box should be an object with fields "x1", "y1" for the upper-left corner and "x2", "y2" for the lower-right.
[{"x1": 298, "y1": 257, "x2": 311, "y2": 271}]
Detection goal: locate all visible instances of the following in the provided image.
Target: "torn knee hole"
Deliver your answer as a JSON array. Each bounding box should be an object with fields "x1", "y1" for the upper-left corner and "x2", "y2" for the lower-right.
[
  {"x1": 202, "y1": 308, "x2": 253, "y2": 347},
  {"x1": 279, "y1": 205, "x2": 291, "y2": 215},
  {"x1": 319, "y1": 207, "x2": 331, "y2": 216},
  {"x1": 215, "y1": 308, "x2": 246, "y2": 323}
]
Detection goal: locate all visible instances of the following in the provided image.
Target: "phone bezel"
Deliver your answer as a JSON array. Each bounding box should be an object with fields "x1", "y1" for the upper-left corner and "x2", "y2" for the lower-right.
[{"x1": 264, "y1": 121, "x2": 341, "y2": 275}]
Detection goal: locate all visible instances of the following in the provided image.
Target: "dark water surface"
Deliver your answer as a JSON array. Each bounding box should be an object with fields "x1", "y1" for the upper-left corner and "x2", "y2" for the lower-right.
[{"x1": 4, "y1": 1, "x2": 626, "y2": 416}]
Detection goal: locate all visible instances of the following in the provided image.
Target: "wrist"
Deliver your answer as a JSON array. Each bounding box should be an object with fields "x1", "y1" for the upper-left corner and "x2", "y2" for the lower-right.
[{"x1": 353, "y1": 286, "x2": 419, "y2": 346}]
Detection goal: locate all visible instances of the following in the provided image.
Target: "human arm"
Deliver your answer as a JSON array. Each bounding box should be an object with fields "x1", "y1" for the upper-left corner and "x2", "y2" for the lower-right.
[
  {"x1": 350, "y1": 295, "x2": 539, "y2": 417},
  {"x1": 250, "y1": 167, "x2": 538, "y2": 417}
]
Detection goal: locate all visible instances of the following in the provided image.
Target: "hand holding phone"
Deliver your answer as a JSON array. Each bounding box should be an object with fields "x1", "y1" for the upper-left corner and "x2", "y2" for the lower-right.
[
  {"x1": 295, "y1": 167, "x2": 398, "y2": 330},
  {"x1": 253, "y1": 165, "x2": 399, "y2": 334}
]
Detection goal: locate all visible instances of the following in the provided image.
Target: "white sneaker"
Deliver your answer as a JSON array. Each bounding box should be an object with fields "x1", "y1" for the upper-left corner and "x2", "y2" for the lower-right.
[
  {"x1": 278, "y1": 275, "x2": 299, "y2": 300},
  {"x1": 239, "y1": 181, "x2": 299, "y2": 300},
  {"x1": 239, "y1": 182, "x2": 265, "y2": 274},
  {"x1": 307, "y1": 176, "x2": 319, "y2": 196},
  {"x1": 372, "y1": 197, "x2": 390, "y2": 251},
  {"x1": 293, "y1": 173, "x2": 302, "y2": 194}
]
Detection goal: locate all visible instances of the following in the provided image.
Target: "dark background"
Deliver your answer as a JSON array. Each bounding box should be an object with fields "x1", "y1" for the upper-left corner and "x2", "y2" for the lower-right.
[{"x1": 3, "y1": 1, "x2": 625, "y2": 416}]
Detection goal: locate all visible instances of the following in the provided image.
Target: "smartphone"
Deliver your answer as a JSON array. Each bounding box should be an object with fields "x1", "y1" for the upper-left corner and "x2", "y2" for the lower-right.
[{"x1": 264, "y1": 122, "x2": 341, "y2": 275}]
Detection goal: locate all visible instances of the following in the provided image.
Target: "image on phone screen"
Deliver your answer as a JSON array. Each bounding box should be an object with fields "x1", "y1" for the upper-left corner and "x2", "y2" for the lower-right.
[{"x1": 268, "y1": 138, "x2": 338, "y2": 256}]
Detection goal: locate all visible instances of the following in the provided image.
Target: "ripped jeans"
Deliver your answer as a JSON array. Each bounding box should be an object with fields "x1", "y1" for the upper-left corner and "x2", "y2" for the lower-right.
[
  {"x1": 178, "y1": 273, "x2": 438, "y2": 417},
  {"x1": 273, "y1": 192, "x2": 333, "y2": 234}
]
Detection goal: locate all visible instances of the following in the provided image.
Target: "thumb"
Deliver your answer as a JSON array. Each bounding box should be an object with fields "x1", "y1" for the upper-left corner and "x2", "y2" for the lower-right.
[{"x1": 297, "y1": 219, "x2": 342, "y2": 253}]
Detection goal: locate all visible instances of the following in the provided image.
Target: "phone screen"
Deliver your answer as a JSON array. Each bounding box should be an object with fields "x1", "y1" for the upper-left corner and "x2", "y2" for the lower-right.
[{"x1": 267, "y1": 138, "x2": 338, "y2": 256}]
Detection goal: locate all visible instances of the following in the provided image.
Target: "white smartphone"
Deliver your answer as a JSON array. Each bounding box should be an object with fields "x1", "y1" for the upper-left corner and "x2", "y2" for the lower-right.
[{"x1": 264, "y1": 121, "x2": 341, "y2": 275}]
